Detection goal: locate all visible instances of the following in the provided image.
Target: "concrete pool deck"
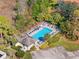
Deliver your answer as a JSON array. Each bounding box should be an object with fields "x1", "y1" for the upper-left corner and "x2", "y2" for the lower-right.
[
  {"x1": 27, "y1": 22, "x2": 59, "y2": 39},
  {"x1": 24, "y1": 22, "x2": 60, "y2": 50},
  {"x1": 15, "y1": 22, "x2": 60, "y2": 51}
]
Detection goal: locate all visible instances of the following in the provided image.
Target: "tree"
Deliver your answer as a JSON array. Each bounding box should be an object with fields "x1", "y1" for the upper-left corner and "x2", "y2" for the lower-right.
[
  {"x1": 59, "y1": 20, "x2": 79, "y2": 41},
  {"x1": 58, "y1": 2, "x2": 77, "y2": 20},
  {"x1": 15, "y1": 50, "x2": 25, "y2": 57},
  {"x1": 74, "y1": 9, "x2": 79, "y2": 17},
  {"x1": 15, "y1": 15, "x2": 26, "y2": 30},
  {"x1": 49, "y1": 13, "x2": 63, "y2": 25},
  {"x1": 0, "y1": 16, "x2": 17, "y2": 45},
  {"x1": 32, "y1": 0, "x2": 50, "y2": 21},
  {"x1": 49, "y1": 0, "x2": 58, "y2": 7},
  {"x1": 73, "y1": 9, "x2": 79, "y2": 20},
  {"x1": 56, "y1": 2, "x2": 79, "y2": 40},
  {"x1": 47, "y1": 33, "x2": 60, "y2": 44},
  {"x1": 23, "y1": 51, "x2": 32, "y2": 59}
]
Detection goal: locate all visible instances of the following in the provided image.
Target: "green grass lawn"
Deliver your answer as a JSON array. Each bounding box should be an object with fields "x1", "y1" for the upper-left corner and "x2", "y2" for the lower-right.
[
  {"x1": 41, "y1": 33, "x2": 79, "y2": 51},
  {"x1": 50, "y1": 39, "x2": 79, "y2": 51}
]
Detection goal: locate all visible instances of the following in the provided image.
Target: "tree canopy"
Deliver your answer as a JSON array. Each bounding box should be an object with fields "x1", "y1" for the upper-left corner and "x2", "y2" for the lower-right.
[
  {"x1": 0, "y1": 16, "x2": 17, "y2": 45},
  {"x1": 58, "y1": 2, "x2": 77, "y2": 20}
]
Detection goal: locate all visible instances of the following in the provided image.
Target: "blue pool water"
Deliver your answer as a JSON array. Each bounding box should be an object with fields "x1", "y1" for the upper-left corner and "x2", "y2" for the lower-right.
[{"x1": 32, "y1": 27, "x2": 52, "y2": 41}]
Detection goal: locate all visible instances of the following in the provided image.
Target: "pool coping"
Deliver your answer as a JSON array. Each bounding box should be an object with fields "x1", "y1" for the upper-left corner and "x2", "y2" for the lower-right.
[{"x1": 27, "y1": 22, "x2": 59, "y2": 41}]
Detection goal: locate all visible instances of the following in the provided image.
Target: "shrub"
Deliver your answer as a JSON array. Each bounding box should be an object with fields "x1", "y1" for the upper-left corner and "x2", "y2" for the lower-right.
[
  {"x1": 47, "y1": 33, "x2": 60, "y2": 44},
  {"x1": 11, "y1": 46, "x2": 21, "y2": 51},
  {"x1": 23, "y1": 51, "x2": 32, "y2": 59},
  {"x1": 15, "y1": 50, "x2": 25, "y2": 57}
]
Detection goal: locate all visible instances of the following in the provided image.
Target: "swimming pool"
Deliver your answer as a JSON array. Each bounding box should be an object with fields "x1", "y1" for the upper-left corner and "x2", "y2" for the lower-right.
[{"x1": 32, "y1": 27, "x2": 52, "y2": 41}]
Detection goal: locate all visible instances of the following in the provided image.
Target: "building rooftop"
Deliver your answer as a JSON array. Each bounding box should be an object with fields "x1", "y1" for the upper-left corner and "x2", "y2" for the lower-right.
[{"x1": 17, "y1": 33, "x2": 36, "y2": 47}]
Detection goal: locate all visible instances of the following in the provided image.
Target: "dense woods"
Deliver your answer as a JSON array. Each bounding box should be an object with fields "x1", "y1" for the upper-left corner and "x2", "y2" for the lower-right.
[
  {"x1": 0, "y1": 16, "x2": 17, "y2": 46},
  {"x1": 14, "y1": 0, "x2": 79, "y2": 40},
  {"x1": 0, "y1": 0, "x2": 79, "y2": 59}
]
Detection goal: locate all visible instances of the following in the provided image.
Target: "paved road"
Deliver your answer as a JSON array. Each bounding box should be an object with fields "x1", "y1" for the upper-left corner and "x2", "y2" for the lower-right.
[{"x1": 31, "y1": 46, "x2": 79, "y2": 59}]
